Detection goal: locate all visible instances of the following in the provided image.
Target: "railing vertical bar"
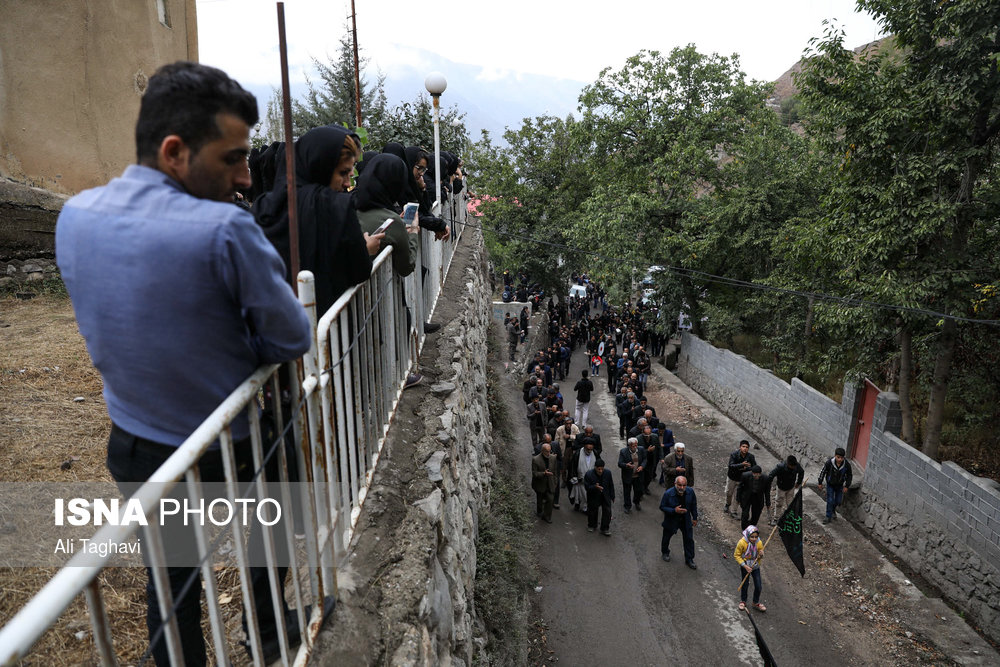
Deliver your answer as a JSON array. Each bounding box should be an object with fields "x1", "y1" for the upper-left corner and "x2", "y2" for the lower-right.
[
  {"x1": 219, "y1": 427, "x2": 265, "y2": 667},
  {"x1": 143, "y1": 520, "x2": 184, "y2": 667},
  {"x1": 248, "y1": 404, "x2": 291, "y2": 665},
  {"x1": 83, "y1": 579, "x2": 117, "y2": 667},
  {"x1": 184, "y1": 466, "x2": 229, "y2": 667},
  {"x1": 330, "y1": 319, "x2": 353, "y2": 553},
  {"x1": 340, "y1": 311, "x2": 361, "y2": 523}
]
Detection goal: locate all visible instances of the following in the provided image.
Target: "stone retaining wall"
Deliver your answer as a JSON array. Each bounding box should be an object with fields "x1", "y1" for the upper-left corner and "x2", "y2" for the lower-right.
[
  {"x1": 312, "y1": 230, "x2": 496, "y2": 665},
  {"x1": 677, "y1": 333, "x2": 1000, "y2": 643}
]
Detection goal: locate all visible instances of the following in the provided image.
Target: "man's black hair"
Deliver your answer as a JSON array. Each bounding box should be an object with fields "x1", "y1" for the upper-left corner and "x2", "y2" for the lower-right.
[
  {"x1": 739, "y1": 439, "x2": 750, "y2": 446},
  {"x1": 135, "y1": 61, "x2": 258, "y2": 164},
  {"x1": 581, "y1": 369, "x2": 588, "y2": 377},
  {"x1": 786, "y1": 455, "x2": 798, "y2": 466},
  {"x1": 835, "y1": 447, "x2": 846, "y2": 457}
]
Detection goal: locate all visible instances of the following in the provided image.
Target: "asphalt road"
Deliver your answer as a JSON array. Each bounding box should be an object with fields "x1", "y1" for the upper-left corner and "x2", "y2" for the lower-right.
[{"x1": 500, "y1": 331, "x2": 992, "y2": 667}]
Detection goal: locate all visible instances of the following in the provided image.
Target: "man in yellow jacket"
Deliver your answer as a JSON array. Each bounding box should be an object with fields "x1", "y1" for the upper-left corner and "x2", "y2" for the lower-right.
[{"x1": 734, "y1": 525, "x2": 766, "y2": 612}]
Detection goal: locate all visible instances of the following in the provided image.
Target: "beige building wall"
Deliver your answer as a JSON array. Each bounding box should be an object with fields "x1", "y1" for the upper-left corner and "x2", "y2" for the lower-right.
[{"x1": 0, "y1": 0, "x2": 198, "y2": 196}]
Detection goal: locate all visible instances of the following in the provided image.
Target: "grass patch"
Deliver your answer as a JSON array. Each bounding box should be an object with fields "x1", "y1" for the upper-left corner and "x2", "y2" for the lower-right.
[{"x1": 474, "y1": 357, "x2": 536, "y2": 666}]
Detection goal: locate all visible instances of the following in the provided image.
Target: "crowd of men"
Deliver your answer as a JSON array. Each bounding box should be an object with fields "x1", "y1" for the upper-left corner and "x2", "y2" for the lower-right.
[{"x1": 524, "y1": 282, "x2": 853, "y2": 579}]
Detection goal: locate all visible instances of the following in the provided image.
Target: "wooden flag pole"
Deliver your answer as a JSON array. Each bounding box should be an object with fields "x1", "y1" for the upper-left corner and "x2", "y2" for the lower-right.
[{"x1": 737, "y1": 522, "x2": 780, "y2": 594}]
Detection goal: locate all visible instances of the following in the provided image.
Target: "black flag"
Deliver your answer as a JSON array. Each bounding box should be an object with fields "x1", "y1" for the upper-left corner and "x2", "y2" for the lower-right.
[
  {"x1": 746, "y1": 609, "x2": 778, "y2": 666},
  {"x1": 777, "y1": 487, "x2": 805, "y2": 576}
]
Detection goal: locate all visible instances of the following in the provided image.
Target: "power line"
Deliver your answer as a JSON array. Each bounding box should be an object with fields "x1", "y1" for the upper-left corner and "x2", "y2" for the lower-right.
[{"x1": 458, "y1": 215, "x2": 1000, "y2": 327}]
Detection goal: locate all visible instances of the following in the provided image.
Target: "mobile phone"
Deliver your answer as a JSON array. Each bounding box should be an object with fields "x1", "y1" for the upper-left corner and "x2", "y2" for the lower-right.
[
  {"x1": 402, "y1": 202, "x2": 419, "y2": 225},
  {"x1": 373, "y1": 218, "x2": 394, "y2": 235}
]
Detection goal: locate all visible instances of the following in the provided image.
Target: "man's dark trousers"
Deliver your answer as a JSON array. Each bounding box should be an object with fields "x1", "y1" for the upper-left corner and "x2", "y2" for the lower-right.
[
  {"x1": 622, "y1": 475, "x2": 643, "y2": 510},
  {"x1": 107, "y1": 425, "x2": 289, "y2": 667},
  {"x1": 740, "y1": 500, "x2": 765, "y2": 531},
  {"x1": 587, "y1": 492, "x2": 612, "y2": 532},
  {"x1": 661, "y1": 518, "x2": 695, "y2": 562}
]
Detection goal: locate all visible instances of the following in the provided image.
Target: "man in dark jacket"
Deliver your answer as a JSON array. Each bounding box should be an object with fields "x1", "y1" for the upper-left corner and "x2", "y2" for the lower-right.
[
  {"x1": 637, "y1": 424, "x2": 661, "y2": 494},
  {"x1": 526, "y1": 395, "x2": 545, "y2": 447},
  {"x1": 725, "y1": 440, "x2": 756, "y2": 516},
  {"x1": 737, "y1": 465, "x2": 770, "y2": 530},
  {"x1": 573, "y1": 369, "x2": 594, "y2": 428},
  {"x1": 531, "y1": 442, "x2": 559, "y2": 523},
  {"x1": 577, "y1": 424, "x2": 603, "y2": 456},
  {"x1": 768, "y1": 455, "x2": 804, "y2": 525},
  {"x1": 617, "y1": 438, "x2": 646, "y2": 513},
  {"x1": 660, "y1": 475, "x2": 699, "y2": 568},
  {"x1": 584, "y1": 460, "x2": 615, "y2": 535},
  {"x1": 818, "y1": 447, "x2": 853, "y2": 524}
]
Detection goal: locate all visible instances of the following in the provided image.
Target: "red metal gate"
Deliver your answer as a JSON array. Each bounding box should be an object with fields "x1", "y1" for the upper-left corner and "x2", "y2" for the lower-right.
[{"x1": 849, "y1": 379, "x2": 879, "y2": 469}]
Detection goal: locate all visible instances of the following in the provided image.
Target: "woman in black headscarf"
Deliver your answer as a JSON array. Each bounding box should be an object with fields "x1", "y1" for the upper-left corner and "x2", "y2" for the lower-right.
[
  {"x1": 253, "y1": 125, "x2": 382, "y2": 314},
  {"x1": 356, "y1": 150, "x2": 379, "y2": 176},
  {"x1": 352, "y1": 153, "x2": 418, "y2": 278}
]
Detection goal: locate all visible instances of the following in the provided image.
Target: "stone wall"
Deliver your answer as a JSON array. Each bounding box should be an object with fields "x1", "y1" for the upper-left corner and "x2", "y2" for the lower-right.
[
  {"x1": 849, "y1": 393, "x2": 1000, "y2": 640},
  {"x1": 676, "y1": 333, "x2": 852, "y2": 470},
  {"x1": 313, "y1": 231, "x2": 496, "y2": 665},
  {"x1": 677, "y1": 333, "x2": 1000, "y2": 643}
]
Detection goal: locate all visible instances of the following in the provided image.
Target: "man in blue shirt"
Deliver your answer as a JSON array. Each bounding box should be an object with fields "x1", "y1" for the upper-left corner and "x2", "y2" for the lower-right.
[{"x1": 57, "y1": 61, "x2": 310, "y2": 666}]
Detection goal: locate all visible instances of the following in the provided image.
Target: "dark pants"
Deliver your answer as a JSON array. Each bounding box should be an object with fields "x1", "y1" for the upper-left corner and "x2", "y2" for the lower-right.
[
  {"x1": 741, "y1": 499, "x2": 765, "y2": 530},
  {"x1": 642, "y1": 458, "x2": 658, "y2": 491},
  {"x1": 622, "y1": 475, "x2": 643, "y2": 510},
  {"x1": 661, "y1": 519, "x2": 695, "y2": 562},
  {"x1": 739, "y1": 566, "x2": 763, "y2": 603},
  {"x1": 587, "y1": 494, "x2": 612, "y2": 531},
  {"x1": 826, "y1": 485, "x2": 845, "y2": 518},
  {"x1": 107, "y1": 425, "x2": 289, "y2": 667},
  {"x1": 535, "y1": 487, "x2": 554, "y2": 521}
]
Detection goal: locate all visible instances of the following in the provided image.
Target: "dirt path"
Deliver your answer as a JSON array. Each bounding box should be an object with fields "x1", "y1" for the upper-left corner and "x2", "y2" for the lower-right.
[{"x1": 500, "y1": 336, "x2": 997, "y2": 666}]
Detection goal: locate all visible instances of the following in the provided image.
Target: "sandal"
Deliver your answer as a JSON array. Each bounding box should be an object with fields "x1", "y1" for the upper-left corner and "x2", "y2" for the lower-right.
[
  {"x1": 738, "y1": 602, "x2": 746, "y2": 611},
  {"x1": 753, "y1": 603, "x2": 767, "y2": 612}
]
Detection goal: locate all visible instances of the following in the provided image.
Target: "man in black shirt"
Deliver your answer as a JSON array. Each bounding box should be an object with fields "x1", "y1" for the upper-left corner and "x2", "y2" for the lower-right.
[
  {"x1": 573, "y1": 369, "x2": 594, "y2": 427},
  {"x1": 725, "y1": 440, "x2": 756, "y2": 516}
]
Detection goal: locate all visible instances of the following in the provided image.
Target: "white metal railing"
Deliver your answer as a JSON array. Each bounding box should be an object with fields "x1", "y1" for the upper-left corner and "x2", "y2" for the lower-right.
[{"x1": 0, "y1": 190, "x2": 466, "y2": 666}]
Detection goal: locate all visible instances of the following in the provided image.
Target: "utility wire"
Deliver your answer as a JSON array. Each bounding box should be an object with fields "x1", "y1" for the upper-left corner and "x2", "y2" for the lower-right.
[{"x1": 460, "y1": 215, "x2": 1000, "y2": 327}]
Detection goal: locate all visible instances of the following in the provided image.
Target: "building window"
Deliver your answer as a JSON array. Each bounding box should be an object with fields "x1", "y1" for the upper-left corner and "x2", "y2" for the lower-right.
[{"x1": 156, "y1": 0, "x2": 171, "y2": 28}]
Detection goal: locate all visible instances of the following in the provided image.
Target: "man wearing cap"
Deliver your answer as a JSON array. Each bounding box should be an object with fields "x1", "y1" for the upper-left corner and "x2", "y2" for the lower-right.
[
  {"x1": 660, "y1": 475, "x2": 699, "y2": 568},
  {"x1": 661, "y1": 442, "x2": 694, "y2": 489},
  {"x1": 737, "y1": 464, "x2": 770, "y2": 530}
]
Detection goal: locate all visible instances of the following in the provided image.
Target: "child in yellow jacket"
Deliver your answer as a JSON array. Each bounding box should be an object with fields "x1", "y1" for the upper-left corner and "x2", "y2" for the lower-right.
[{"x1": 734, "y1": 525, "x2": 765, "y2": 611}]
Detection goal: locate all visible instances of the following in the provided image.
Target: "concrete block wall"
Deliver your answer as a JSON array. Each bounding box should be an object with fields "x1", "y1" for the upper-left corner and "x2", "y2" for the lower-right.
[
  {"x1": 677, "y1": 333, "x2": 1000, "y2": 642},
  {"x1": 854, "y1": 392, "x2": 1000, "y2": 640},
  {"x1": 677, "y1": 333, "x2": 851, "y2": 471}
]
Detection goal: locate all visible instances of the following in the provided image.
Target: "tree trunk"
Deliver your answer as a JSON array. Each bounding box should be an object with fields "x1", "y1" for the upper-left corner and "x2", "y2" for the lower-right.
[
  {"x1": 923, "y1": 318, "x2": 957, "y2": 458},
  {"x1": 898, "y1": 326, "x2": 915, "y2": 443}
]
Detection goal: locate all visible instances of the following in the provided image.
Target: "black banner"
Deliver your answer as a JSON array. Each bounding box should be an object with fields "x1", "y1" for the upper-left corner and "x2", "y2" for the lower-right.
[{"x1": 777, "y1": 487, "x2": 805, "y2": 576}]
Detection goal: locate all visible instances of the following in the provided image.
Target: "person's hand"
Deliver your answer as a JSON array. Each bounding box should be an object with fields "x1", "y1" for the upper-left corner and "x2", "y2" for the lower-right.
[
  {"x1": 435, "y1": 227, "x2": 451, "y2": 241},
  {"x1": 843, "y1": 485, "x2": 849, "y2": 492},
  {"x1": 596, "y1": 484, "x2": 603, "y2": 491},
  {"x1": 363, "y1": 232, "x2": 385, "y2": 255},
  {"x1": 626, "y1": 462, "x2": 634, "y2": 469},
  {"x1": 675, "y1": 507, "x2": 686, "y2": 514},
  {"x1": 744, "y1": 564, "x2": 752, "y2": 574},
  {"x1": 637, "y1": 466, "x2": 643, "y2": 472},
  {"x1": 676, "y1": 466, "x2": 684, "y2": 473},
  {"x1": 692, "y1": 519, "x2": 698, "y2": 527},
  {"x1": 406, "y1": 223, "x2": 420, "y2": 235},
  {"x1": 544, "y1": 470, "x2": 553, "y2": 476},
  {"x1": 817, "y1": 483, "x2": 824, "y2": 491}
]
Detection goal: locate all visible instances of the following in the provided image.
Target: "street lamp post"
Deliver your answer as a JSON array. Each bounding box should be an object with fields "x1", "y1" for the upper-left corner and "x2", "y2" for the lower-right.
[{"x1": 424, "y1": 72, "x2": 447, "y2": 216}]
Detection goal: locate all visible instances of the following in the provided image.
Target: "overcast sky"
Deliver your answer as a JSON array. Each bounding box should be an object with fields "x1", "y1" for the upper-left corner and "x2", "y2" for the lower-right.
[{"x1": 198, "y1": 0, "x2": 885, "y2": 101}]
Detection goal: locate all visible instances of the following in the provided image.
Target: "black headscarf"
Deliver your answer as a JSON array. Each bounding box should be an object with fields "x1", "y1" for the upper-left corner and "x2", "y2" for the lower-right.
[
  {"x1": 356, "y1": 150, "x2": 379, "y2": 176},
  {"x1": 253, "y1": 125, "x2": 372, "y2": 314},
  {"x1": 352, "y1": 154, "x2": 408, "y2": 212},
  {"x1": 381, "y1": 142, "x2": 406, "y2": 162}
]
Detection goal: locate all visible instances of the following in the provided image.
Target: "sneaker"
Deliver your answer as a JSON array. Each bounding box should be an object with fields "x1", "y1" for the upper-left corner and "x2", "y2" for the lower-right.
[
  {"x1": 724, "y1": 504, "x2": 730, "y2": 514},
  {"x1": 601, "y1": 529, "x2": 611, "y2": 536},
  {"x1": 686, "y1": 561, "x2": 697, "y2": 570},
  {"x1": 423, "y1": 322, "x2": 442, "y2": 334},
  {"x1": 624, "y1": 507, "x2": 631, "y2": 514},
  {"x1": 822, "y1": 517, "x2": 832, "y2": 524},
  {"x1": 587, "y1": 526, "x2": 595, "y2": 532},
  {"x1": 553, "y1": 504, "x2": 560, "y2": 509},
  {"x1": 661, "y1": 553, "x2": 671, "y2": 562},
  {"x1": 635, "y1": 503, "x2": 642, "y2": 511},
  {"x1": 753, "y1": 602, "x2": 767, "y2": 612},
  {"x1": 404, "y1": 373, "x2": 423, "y2": 389}
]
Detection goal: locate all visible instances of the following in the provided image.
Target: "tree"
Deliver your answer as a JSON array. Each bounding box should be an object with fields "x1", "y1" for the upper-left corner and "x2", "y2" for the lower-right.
[
  {"x1": 573, "y1": 46, "x2": 774, "y2": 335},
  {"x1": 797, "y1": 1, "x2": 1000, "y2": 457}
]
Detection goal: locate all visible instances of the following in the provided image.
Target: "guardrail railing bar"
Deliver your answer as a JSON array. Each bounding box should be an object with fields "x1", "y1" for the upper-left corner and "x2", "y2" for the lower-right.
[
  {"x1": 219, "y1": 427, "x2": 264, "y2": 667},
  {"x1": 183, "y1": 465, "x2": 229, "y2": 667},
  {"x1": 83, "y1": 579, "x2": 117, "y2": 667},
  {"x1": 143, "y1": 518, "x2": 184, "y2": 666}
]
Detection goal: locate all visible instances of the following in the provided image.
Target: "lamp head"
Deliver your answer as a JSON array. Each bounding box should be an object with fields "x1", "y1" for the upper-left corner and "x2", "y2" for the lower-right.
[{"x1": 425, "y1": 72, "x2": 447, "y2": 96}]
